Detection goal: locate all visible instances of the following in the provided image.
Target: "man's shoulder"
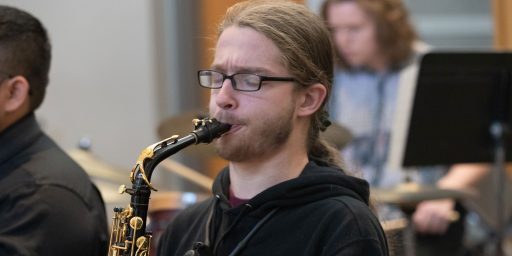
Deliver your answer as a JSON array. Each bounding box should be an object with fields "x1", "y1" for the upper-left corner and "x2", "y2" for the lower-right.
[
  {"x1": 306, "y1": 194, "x2": 372, "y2": 215},
  {"x1": 291, "y1": 194, "x2": 378, "y2": 232},
  {"x1": 2, "y1": 133, "x2": 102, "y2": 208},
  {"x1": 23, "y1": 134, "x2": 91, "y2": 186},
  {"x1": 174, "y1": 197, "x2": 215, "y2": 222},
  {"x1": 159, "y1": 197, "x2": 214, "y2": 250}
]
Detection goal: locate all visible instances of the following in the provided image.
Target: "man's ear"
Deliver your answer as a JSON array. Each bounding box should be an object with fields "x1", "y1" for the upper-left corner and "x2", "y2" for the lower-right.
[
  {"x1": 4, "y1": 76, "x2": 30, "y2": 112},
  {"x1": 296, "y1": 83, "x2": 327, "y2": 117}
]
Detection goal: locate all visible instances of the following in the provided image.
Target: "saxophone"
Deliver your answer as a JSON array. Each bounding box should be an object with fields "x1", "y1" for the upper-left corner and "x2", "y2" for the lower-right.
[{"x1": 108, "y1": 118, "x2": 231, "y2": 256}]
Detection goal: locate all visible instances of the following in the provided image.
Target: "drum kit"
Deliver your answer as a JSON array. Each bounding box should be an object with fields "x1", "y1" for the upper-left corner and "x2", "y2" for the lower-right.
[{"x1": 69, "y1": 110, "x2": 484, "y2": 256}]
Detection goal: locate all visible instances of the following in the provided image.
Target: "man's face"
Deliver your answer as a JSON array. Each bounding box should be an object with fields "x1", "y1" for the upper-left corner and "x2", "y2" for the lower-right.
[
  {"x1": 326, "y1": 1, "x2": 380, "y2": 68},
  {"x1": 209, "y1": 26, "x2": 297, "y2": 163}
]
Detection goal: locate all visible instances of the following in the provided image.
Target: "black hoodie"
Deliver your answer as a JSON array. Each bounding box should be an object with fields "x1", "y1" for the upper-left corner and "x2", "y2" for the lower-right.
[{"x1": 157, "y1": 159, "x2": 388, "y2": 256}]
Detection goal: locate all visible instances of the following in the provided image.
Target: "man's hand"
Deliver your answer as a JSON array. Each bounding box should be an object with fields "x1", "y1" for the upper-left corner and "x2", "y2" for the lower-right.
[{"x1": 412, "y1": 199, "x2": 456, "y2": 235}]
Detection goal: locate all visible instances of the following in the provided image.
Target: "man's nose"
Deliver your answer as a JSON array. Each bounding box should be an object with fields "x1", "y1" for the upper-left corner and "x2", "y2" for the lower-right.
[{"x1": 214, "y1": 78, "x2": 237, "y2": 110}]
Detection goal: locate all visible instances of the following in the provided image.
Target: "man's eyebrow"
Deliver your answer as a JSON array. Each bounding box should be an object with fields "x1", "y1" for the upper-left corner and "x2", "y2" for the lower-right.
[
  {"x1": 238, "y1": 67, "x2": 271, "y2": 74},
  {"x1": 209, "y1": 65, "x2": 272, "y2": 75}
]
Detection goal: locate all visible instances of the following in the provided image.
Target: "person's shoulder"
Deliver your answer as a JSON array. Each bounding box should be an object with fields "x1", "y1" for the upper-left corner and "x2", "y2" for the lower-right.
[
  {"x1": 0, "y1": 166, "x2": 39, "y2": 203},
  {"x1": 170, "y1": 197, "x2": 215, "y2": 226},
  {"x1": 159, "y1": 197, "x2": 215, "y2": 252},
  {"x1": 303, "y1": 196, "x2": 388, "y2": 255},
  {"x1": 26, "y1": 135, "x2": 91, "y2": 185},
  {"x1": 305, "y1": 195, "x2": 378, "y2": 230},
  {"x1": 18, "y1": 135, "x2": 105, "y2": 209},
  {"x1": 319, "y1": 194, "x2": 373, "y2": 214}
]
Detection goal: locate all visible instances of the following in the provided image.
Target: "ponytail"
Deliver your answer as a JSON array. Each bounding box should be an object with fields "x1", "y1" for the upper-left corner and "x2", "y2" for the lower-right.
[
  {"x1": 309, "y1": 137, "x2": 345, "y2": 169},
  {"x1": 307, "y1": 110, "x2": 345, "y2": 169}
]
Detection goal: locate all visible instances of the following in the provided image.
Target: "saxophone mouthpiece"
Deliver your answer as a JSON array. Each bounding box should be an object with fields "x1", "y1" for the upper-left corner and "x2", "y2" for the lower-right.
[{"x1": 192, "y1": 118, "x2": 232, "y2": 144}]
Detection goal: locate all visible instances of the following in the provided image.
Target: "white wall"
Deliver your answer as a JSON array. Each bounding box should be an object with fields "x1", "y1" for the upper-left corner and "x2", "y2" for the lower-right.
[{"x1": 1, "y1": 0, "x2": 162, "y2": 171}]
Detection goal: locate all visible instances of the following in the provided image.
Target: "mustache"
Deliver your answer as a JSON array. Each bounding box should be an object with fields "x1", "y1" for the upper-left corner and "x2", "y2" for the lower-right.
[{"x1": 210, "y1": 111, "x2": 245, "y2": 125}]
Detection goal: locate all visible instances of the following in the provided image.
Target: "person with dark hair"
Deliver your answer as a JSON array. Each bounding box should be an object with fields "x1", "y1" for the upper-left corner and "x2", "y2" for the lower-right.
[
  {"x1": 321, "y1": 0, "x2": 489, "y2": 255},
  {"x1": 0, "y1": 5, "x2": 108, "y2": 255},
  {"x1": 157, "y1": 0, "x2": 388, "y2": 255}
]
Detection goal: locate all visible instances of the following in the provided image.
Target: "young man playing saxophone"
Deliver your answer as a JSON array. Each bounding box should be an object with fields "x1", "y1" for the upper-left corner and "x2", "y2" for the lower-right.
[{"x1": 157, "y1": 1, "x2": 388, "y2": 255}]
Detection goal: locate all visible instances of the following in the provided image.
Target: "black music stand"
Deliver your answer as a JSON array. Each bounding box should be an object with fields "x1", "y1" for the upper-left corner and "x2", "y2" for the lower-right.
[{"x1": 396, "y1": 52, "x2": 512, "y2": 256}]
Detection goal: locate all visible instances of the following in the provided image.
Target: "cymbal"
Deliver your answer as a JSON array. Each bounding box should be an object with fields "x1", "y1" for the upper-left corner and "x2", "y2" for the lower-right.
[
  {"x1": 371, "y1": 182, "x2": 470, "y2": 207},
  {"x1": 92, "y1": 178, "x2": 130, "y2": 204},
  {"x1": 158, "y1": 110, "x2": 216, "y2": 158},
  {"x1": 67, "y1": 148, "x2": 127, "y2": 183},
  {"x1": 321, "y1": 122, "x2": 352, "y2": 150},
  {"x1": 67, "y1": 148, "x2": 130, "y2": 205}
]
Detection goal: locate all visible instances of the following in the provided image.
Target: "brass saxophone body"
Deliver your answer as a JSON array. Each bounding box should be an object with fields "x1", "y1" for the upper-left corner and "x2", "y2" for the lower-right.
[{"x1": 108, "y1": 118, "x2": 231, "y2": 256}]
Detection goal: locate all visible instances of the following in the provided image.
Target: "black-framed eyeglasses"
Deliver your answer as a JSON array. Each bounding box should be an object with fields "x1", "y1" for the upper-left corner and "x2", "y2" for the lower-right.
[{"x1": 198, "y1": 69, "x2": 296, "y2": 92}]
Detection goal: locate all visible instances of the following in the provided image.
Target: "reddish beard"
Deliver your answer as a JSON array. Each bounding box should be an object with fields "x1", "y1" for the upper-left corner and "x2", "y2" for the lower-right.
[{"x1": 212, "y1": 104, "x2": 295, "y2": 162}]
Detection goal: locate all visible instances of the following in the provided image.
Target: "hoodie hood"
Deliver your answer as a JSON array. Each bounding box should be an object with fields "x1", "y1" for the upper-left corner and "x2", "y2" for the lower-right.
[
  {"x1": 158, "y1": 159, "x2": 387, "y2": 256},
  {"x1": 211, "y1": 158, "x2": 370, "y2": 217}
]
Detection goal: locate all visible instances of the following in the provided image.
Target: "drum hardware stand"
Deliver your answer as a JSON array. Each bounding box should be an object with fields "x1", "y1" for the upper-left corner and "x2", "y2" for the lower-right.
[
  {"x1": 401, "y1": 206, "x2": 417, "y2": 256},
  {"x1": 474, "y1": 67, "x2": 510, "y2": 256},
  {"x1": 489, "y1": 87, "x2": 509, "y2": 256}
]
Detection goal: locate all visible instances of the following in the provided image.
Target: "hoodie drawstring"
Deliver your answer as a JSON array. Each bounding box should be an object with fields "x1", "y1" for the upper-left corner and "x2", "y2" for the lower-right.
[
  {"x1": 212, "y1": 203, "x2": 253, "y2": 255},
  {"x1": 228, "y1": 207, "x2": 279, "y2": 256}
]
